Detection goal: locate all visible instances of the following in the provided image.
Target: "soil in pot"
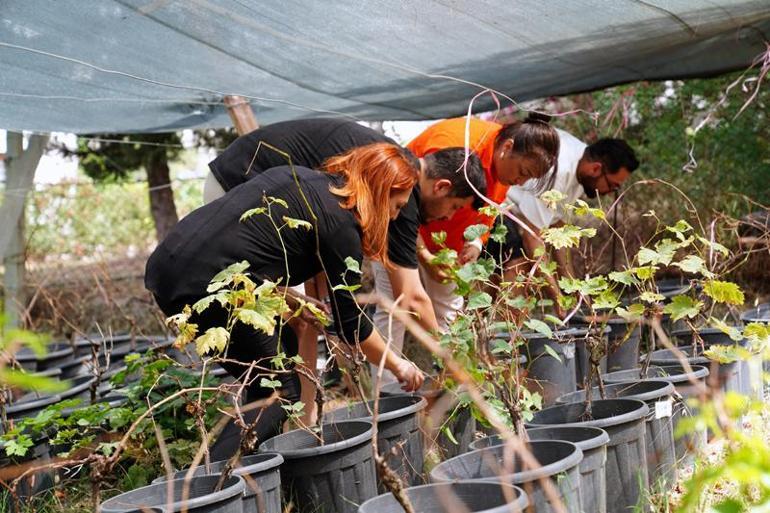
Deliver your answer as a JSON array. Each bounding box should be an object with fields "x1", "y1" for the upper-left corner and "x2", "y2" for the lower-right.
[
  {"x1": 358, "y1": 481, "x2": 529, "y2": 513},
  {"x1": 153, "y1": 453, "x2": 283, "y2": 513},
  {"x1": 325, "y1": 395, "x2": 426, "y2": 487},
  {"x1": 100, "y1": 474, "x2": 244, "y2": 512},
  {"x1": 527, "y1": 398, "x2": 649, "y2": 513},
  {"x1": 471, "y1": 426, "x2": 609, "y2": 513},
  {"x1": 430, "y1": 440, "x2": 583, "y2": 513},
  {"x1": 380, "y1": 378, "x2": 475, "y2": 459},
  {"x1": 258, "y1": 420, "x2": 377, "y2": 513},
  {"x1": 556, "y1": 380, "x2": 677, "y2": 487}
]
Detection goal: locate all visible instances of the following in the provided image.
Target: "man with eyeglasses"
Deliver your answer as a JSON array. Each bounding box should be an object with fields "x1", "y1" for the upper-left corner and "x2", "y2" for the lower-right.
[{"x1": 494, "y1": 131, "x2": 639, "y2": 313}]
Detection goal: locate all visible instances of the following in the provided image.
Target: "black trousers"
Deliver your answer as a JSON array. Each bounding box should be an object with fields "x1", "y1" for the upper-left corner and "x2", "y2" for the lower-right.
[{"x1": 157, "y1": 295, "x2": 302, "y2": 461}]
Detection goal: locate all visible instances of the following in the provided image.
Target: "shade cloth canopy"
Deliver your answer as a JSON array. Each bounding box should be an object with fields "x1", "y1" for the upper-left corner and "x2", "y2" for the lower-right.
[{"x1": 1, "y1": 0, "x2": 769, "y2": 133}]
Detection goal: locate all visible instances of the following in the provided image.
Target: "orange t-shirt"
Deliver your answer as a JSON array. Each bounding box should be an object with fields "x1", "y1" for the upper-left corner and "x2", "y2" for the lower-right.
[{"x1": 407, "y1": 117, "x2": 508, "y2": 253}]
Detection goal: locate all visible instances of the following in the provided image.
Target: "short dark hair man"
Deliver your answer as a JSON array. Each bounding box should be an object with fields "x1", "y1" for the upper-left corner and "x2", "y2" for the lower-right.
[{"x1": 498, "y1": 129, "x2": 639, "y2": 313}]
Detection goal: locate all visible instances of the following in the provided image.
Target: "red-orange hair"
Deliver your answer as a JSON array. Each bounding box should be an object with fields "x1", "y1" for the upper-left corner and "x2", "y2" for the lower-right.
[{"x1": 323, "y1": 143, "x2": 419, "y2": 268}]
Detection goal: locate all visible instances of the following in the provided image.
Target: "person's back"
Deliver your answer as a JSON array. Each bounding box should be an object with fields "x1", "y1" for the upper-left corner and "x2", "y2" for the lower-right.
[
  {"x1": 147, "y1": 165, "x2": 360, "y2": 314},
  {"x1": 208, "y1": 118, "x2": 394, "y2": 193}
]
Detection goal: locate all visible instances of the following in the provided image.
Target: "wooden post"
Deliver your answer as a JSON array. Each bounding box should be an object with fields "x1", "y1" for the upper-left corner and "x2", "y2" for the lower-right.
[
  {"x1": 1, "y1": 132, "x2": 48, "y2": 328},
  {"x1": 223, "y1": 95, "x2": 259, "y2": 135}
]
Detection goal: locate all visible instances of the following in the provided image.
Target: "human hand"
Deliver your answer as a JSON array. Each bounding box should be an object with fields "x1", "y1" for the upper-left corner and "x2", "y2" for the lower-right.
[
  {"x1": 393, "y1": 358, "x2": 424, "y2": 392},
  {"x1": 458, "y1": 241, "x2": 482, "y2": 265}
]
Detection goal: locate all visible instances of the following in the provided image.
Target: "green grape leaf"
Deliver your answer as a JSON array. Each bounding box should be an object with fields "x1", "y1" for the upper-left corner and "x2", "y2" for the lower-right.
[
  {"x1": 616, "y1": 303, "x2": 645, "y2": 322},
  {"x1": 525, "y1": 319, "x2": 553, "y2": 338},
  {"x1": 235, "y1": 309, "x2": 276, "y2": 336},
  {"x1": 269, "y1": 197, "x2": 289, "y2": 209},
  {"x1": 703, "y1": 280, "x2": 745, "y2": 305},
  {"x1": 194, "y1": 327, "x2": 230, "y2": 356},
  {"x1": 540, "y1": 190, "x2": 566, "y2": 209},
  {"x1": 639, "y1": 291, "x2": 665, "y2": 303},
  {"x1": 569, "y1": 199, "x2": 605, "y2": 220},
  {"x1": 344, "y1": 256, "x2": 362, "y2": 274},
  {"x1": 282, "y1": 216, "x2": 313, "y2": 230},
  {"x1": 239, "y1": 207, "x2": 266, "y2": 222},
  {"x1": 673, "y1": 255, "x2": 712, "y2": 277},
  {"x1": 697, "y1": 236, "x2": 729, "y2": 257},
  {"x1": 260, "y1": 378, "x2": 283, "y2": 389},
  {"x1": 207, "y1": 261, "x2": 250, "y2": 292},
  {"x1": 543, "y1": 344, "x2": 562, "y2": 363},
  {"x1": 593, "y1": 289, "x2": 620, "y2": 310},
  {"x1": 662, "y1": 295, "x2": 703, "y2": 322},
  {"x1": 464, "y1": 224, "x2": 490, "y2": 241},
  {"x1": 608, "y1": 270, "x2": 639, "y2": 286},
  {"x1": 431, "y1": 231, "x2": 447, "y2": 246},
  {"x1": 542, "y1": 225, "x2": 596, "y2": 249},
  {"x1": 3, "y1": 435, "x2": 33, "y2": 457},
  {"x1": 467, "y1": 291, "x2": 492, "y2": 310},
  {"x1": 708, "y1": 318, "x2": 744, "y2": 342}
]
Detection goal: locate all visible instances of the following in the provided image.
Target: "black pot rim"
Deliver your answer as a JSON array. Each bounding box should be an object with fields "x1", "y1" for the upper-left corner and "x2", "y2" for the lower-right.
[
  {"x1": 431, "y1": 440, "x2": 583, "y2": 484},
  {"x1": 154, "y1": 452, "x2": 284, "y2": 484},
  {"x1": 14, "y1": 342, "x2": 73, "y2": 362},
  {"x1": 603, "y1": 364, "x2": 710, "y2": 384},
  {"x1": 325, "y1": 394, "x2": 427, "y2": 424},
  {"x1": 527, "y1": 398, "x2": 649, "y2": 430},
  {"x1": 100, "y1": 474, "x2": 244, "y2": 512},
  {"x1": 470, "y1": 426, "x2": 609, "y2": 453},
  {"x1": 556, "y1": 379, "x2": 674, "y2": 405},
  {"x1": 259, "y1": 420, "x2": 373, "y2": 459},
  {"x1": 358, "y1": 481, "x2": 529, "y2": 512},
  {"x1": 740, "y1": 303, "x2": 770, "y2": 323}
]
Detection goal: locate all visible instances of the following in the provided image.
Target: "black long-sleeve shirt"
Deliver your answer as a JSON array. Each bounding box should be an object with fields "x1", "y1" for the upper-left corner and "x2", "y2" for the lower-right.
[
  {"x1": 208, "y1": 118, "x2": 421, "y2": 269},
  {"x1": 146, "y1": 165, "x2": 373, "y2": 345}
]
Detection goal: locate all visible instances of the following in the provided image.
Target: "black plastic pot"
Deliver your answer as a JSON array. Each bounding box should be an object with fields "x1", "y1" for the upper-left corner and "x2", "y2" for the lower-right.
[
  {"x1": 572, "y1": 314, "x2": 641, "y2": 373},
  {"x1": 12, "y1": 342, "x2": 74, "y2": 372},
  {"x1": 430, "y1": 440, "x2": 583, "y2": 513},
  {"x1": 603, "y1": 364, "x2": 709, "y2": 462},
  {"x1": 741, "y1": 303, "x2": 770, "y2": 398},
  {"x1": 358, "y1": 481, "x2": 529, "y2": 513},
  {"x1": 522, "y1": 328, "x2": 582, "y2": 405},
  {"x1": 324, "y1": 395, "x2": 426, "y2": 487},
  {"x1": 380, "y1": 379, "x2": 475, "y2": 459},
  {"x1": 73, "y1": 334, "x2": 174, "y2": 364},
  {"x1": 153, "y1": 453, "x2": 284, "y2": 513},
  {"x1": 556, "y1": 380, "x2": 677, "y2": 487},
  {"x1": 470, "y1": 427, "x2": 609, "y2": 513},
  {"x1": 527, "y1": 398, "x2": 649, "y2": 513},
  {"x1": 259, "y1": 420, "x2": 377, "y2": 513},
  {"x1": 100, "y1": 474, "x2": 244, "y2": 512},
  {"x1": 0, "y1": 436, "x2": 54, "y2": 507},
  {"x1": 6, "y1": 391, "x2": 61, "y2": 420},
  {"x1": 669, "y1": 327, "x2": 744, "y2": 394}
]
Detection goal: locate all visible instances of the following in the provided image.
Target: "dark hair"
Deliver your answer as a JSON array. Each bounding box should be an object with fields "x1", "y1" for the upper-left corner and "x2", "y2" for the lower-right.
[
  {"x1": 584, "y1": 139, "x2": 639, "y2": 174},
  {"x1": 423, "y1": 148, "x2": 487, "y2": 208},
  {"x1": 494, "y1": 112, "x2": 560, "y2": 192}
]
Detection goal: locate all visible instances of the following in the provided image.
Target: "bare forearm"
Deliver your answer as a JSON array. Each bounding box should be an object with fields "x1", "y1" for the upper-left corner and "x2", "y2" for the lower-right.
[{"x1": 359, "y1": 332, "x2": 402, "y2": 373}]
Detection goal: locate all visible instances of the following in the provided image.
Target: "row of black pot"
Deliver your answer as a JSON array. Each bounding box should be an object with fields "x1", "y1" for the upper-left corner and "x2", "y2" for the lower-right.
[{"x1": 524, "y1": 320, "x2": 764, "y2": 407}]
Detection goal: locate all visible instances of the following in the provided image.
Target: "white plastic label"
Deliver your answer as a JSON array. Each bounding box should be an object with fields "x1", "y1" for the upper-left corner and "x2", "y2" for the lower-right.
[
  {"x1": 562, "y1": 343, "x2": 575, "y2": 360},
  {"x1": 655, "y1": 399, "x2": 673, "y2": 419}
]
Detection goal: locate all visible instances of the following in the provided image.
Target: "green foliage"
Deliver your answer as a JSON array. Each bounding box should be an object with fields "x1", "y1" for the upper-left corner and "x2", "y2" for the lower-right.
[
  {"x1": 541, "y1": 225, "x2": 597, "y2": 249},
  {"x1": 703, "y1": 280, "x2": 745, "y2": 305}
]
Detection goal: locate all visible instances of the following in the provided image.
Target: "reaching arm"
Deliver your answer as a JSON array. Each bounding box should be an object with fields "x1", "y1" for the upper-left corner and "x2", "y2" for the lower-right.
[
  {"x1": 359, "y1": 330, "x2": 424, "y2": 391},
  {"x1": 387, "y1": 263, "x2": 440, "y2": 335}
]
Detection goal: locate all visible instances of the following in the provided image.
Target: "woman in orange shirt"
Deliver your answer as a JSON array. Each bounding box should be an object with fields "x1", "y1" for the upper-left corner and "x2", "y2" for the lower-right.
[{"x1": 403, "y1": 113, "x2": 559, "y2": 332}]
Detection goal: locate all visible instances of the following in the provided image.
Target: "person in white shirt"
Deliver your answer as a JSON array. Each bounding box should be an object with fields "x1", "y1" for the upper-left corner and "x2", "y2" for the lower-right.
[{"x1": 488, "y1": 130, "x2": 639, "y2": 312}]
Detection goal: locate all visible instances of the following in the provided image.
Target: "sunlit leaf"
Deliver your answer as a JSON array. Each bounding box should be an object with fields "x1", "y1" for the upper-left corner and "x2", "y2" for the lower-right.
[
  {"x1": 195, "y1": 327, "x2": 230, "y2": 356},
  {"x1": 662, "y1": 295, "x2": 703, "y2": 321},
  {"x1": 464, "y1": 224, "x2": 489, "y2": 241},
  {"x1": 703, "y1": 280, "x2": 745, "y2": 305},
  {"x1": 525, "y1": 319, "x2": 553, "y2": 338},
  {"x1": 542, "y1": 225, "x2": 596, "y2": 249},
  {"x1": 239, "y1": 207, "x2": 266, "y2": 222},
  {"x1": 467, "y1": 291, "x2": 492, "y2": 310},
  {"x1": 282, "y1": 216, "x2": 313, "y2": 231}
]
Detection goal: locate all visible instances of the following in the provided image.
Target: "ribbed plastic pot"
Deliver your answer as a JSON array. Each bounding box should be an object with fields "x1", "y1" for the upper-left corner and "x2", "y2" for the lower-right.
[
  {"x1": 6, "y1": 391, "x2": 61, "y2": 420},
  {"x1": 669, "y1": 327, "x2": 743, "y2": 394},
  {"x1": 522, "y1": 328, "x2": 582, "y2": 406},
  {"x1": 58, "y1": 374, "x2": 97, "y2": 401},
  {"x1": 74, "y1": 334, "x2": 174, "y2": 363},
  {"x1": 741, "y1": 303, "x2": 769, "y2": 398},
  {"x1": 324, "y1": 395, "x2": 427, "y2": 487},
  {"x1": 13, "y1": 342, "x2": 74, "y2": 372},
  {"x1": 0, "y1": 437, "x2": 54, "y2": 507},
  {"x1": 259, "y1": 420, "x2": 377, "y2": 513},
  {"x1": 527, "y1": 398, "x2": 649, "y2": 513},
  {"x1": 572, "y1": 314, "x2": 642, "y2": 373},
  {"x1": 358, "y1": 481, "x2": 529, "y2": 513},
  {"x1": 603, "y1": 364, "x2": 709, "y2": 462},
  {"x1": 470, "y1": 426, "x2": 609, "y2": 513},
  {"x1": 152, "y1": 453, "x2": 284, "y2": 513},
  {"x1": 430, "y1": 440, "x2": 583, "y2": 513},
  {"x1": 380, "y1": 379, "x2": 475, "y2": 459},
  {"x1": 100, "y1": 475, "x2": 244, "y2": 512},
  {"x1": 556, "y1": 380, "x2": 677, "y2": 487}
]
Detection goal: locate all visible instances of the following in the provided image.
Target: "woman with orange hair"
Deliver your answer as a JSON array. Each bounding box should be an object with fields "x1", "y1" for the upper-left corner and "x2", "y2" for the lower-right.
[{"x1": 145, "y1": 143, "x2": 424, "y2": 459}]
